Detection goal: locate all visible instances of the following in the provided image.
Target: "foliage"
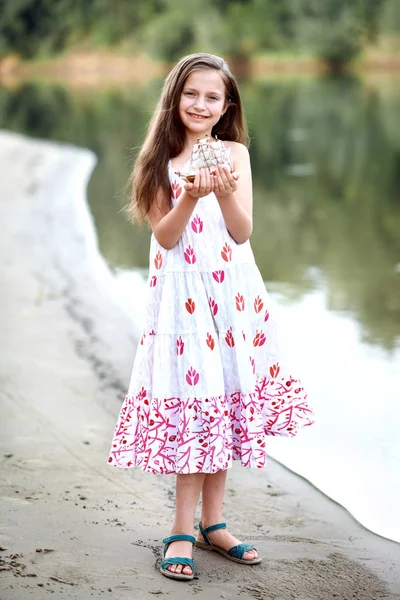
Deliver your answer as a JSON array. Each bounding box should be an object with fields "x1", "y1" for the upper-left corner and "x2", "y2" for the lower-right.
[
  {"x1": 0, "y1": 0, "x2": 157, "y2": 57},
  {"x1": 0, "y1": 0, "x2": 397, "y2": 67},
  {"x1": 293, "y1": 0, "x2": 363, "y2": 69},
  {"x1": 379, "y1": 0, "x2": 400, "y2": 37},
  {"x1": 140, "y1": 0, "x2": 222, "y2": 62}
]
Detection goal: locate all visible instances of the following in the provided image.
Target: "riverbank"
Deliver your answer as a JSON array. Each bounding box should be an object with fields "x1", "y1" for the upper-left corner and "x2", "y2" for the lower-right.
[
  {"x1": 0, "y1": 52, "x2": 164, "y2": 89},
  {"x1": 1, "y1": 131, "x2": 400, "y2": 600},
  {"x1": 1, "y1": 45, "x2": 400, "y2": 89}
]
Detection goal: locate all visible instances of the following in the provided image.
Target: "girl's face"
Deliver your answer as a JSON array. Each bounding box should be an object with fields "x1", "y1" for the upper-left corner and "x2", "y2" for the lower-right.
[{"x1": 179, "y1": 69, "x2": 227, "y2": 140}]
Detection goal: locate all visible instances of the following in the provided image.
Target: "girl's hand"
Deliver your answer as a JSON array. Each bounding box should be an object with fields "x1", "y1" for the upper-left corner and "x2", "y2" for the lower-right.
[
  {"x1": 184, "y1": 168, "x2": 214, "y2": 199},
  {"x1": 213, "y1": 164, "x2": 240, "y2": 199}
]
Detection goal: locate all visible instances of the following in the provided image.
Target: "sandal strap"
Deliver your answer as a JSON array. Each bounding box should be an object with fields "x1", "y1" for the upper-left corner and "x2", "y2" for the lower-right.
[
  {"x1": 161, "y1": 556, "x2": 195, "y2": 570},
  {"x1": 199, "y1": 522, "x2": 226, "y2": 545},
  {"x1": 227, "y1": 543, "x2": 255, "y2": 560},
  {"x1": 162, "y1": 534, "x2": 196, "y2": 554}
]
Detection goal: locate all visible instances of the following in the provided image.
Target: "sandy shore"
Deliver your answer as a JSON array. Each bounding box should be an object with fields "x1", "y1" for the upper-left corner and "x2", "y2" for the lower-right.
[{"x1": 1, "y1": 131, "x2": 399, "y2": 600}]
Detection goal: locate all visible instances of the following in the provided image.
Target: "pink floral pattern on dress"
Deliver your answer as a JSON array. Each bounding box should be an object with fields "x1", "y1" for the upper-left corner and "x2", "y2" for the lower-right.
[
  {"x1": 184, "y1": 246, "x2": 196, "y2": 264},
  {"x1": 206, "y1": 333, "x2": 215, "y2": 350},
  {"x1": 108, "y1": 364, "x2": 313, "y2": 474},
  {"x1": 154, "y1": 251, "x2": 163, "y2": 270},
  {"x1": 186, "y1": 367, "x2": 200, "y2": 386},
  {"x1": 221, "y1": 242, "x2": 232, "y2": 262},
  {"x1": 254, "y1": 295, "x2": 263, "y2": 313},
  {"x1": 212, "y1": 270, "x2": 225, "y2": 283},
  {"x1": 225, "y1": 327, "x2": 235, "y2": 347},
  {"x1": 253, "y1": 330, "x2": 266, "y2": 347},
  {"x1": 209, "y1": 297, "x2": 218, "y2": 316},
  {"x1": 191, "y1": 215, "x2": 203, "y2": 233},
  {"x1": 185, "y1": 298, "x2": 195, "y2": 314},
  {"x1": 171, "y1": 181, "x2": 182, "y2": 199},
  {"x1": 176, "y1": 337, "x2": 184, "y2": 355},
  {"x1": 108, "y1": 162, "x2": 314, "y2": 474},
  {"x1": 236, "y1": 293, "x2": 245, "y2": 311}
]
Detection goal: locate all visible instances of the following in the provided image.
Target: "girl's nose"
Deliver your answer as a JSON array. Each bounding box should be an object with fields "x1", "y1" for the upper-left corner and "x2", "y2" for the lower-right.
[{"x1": 193, "y1": 97, "x2": 206, "y2": 111}]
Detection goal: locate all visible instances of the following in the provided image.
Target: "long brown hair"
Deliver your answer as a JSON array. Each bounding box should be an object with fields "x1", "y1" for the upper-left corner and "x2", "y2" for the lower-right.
[{"x1": 128, "y1": 53, "x2": 249, "y2": 224}]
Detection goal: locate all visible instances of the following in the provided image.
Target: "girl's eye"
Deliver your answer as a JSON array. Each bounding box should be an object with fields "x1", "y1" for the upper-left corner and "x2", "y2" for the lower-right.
[
  {"x1": 209, "y1": 96, "x2": 219, "y2": 101},
  {"x1": 185, "y1": 91, "x2": 195, "y2": 96}
]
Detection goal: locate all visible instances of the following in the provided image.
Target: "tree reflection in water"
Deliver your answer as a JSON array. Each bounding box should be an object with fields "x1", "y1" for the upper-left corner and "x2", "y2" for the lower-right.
[{"x1": 1, "y1": 75, "x2": 399, "y2": 350}]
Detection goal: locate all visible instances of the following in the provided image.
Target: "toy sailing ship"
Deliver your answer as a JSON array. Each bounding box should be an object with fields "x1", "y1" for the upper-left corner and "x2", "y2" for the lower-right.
[{"x1": 176, "y1": 135, "x2": 233, "y2": 183}]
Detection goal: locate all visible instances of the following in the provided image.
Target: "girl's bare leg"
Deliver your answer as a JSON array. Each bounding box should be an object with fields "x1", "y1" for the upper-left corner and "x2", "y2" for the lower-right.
[
  {"x1": 198, "y1": 470, "x2": 258, "y2": 560},
  {"x1": 165, "y1": 472, "x2": 206, "y2": 575}
]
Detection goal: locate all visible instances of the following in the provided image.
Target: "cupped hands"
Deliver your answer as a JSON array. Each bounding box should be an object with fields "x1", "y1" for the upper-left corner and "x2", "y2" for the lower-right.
[
  {"x1": 213, "y1": 164, "x2": 239, "y2": 199},
  {"x1": 184, "y1": 165, "x2": 239, "y2": 200}
]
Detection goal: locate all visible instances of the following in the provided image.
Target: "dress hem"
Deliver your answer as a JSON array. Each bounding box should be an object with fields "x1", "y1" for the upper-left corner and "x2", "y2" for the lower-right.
[{"x1": 107, "y1": 455, "x2": 270, "y2": 475}]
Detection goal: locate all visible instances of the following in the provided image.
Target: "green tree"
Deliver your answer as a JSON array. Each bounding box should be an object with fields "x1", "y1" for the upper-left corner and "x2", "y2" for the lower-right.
[
  {"x1": 0, "y1": 0, "x2": 397, "y2": 69},
  {"x1": 379, "y1": 0, "x2": 400, "y2": 37},
  {"x1": 0, "y1": 0, "x2": 159, "y2": 57},
  {"x1": 140, "y1": 0, "x2": 228, "y2": 62},
  {"x1": 358, "y1": 0, "x2": 386, "y2": 42},
  {"x1": 0, "y1": 0, "x2": 66, "y2": 57},
  {"x1": 293, "y1": 0, "x2": 364, "y2": 70},
  {"x1": 216, "y1": 0, "x2": 275, "y2": 68}
]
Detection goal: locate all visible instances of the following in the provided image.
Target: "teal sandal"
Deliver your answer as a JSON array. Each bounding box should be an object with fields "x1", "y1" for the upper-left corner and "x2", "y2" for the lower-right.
[
  {"x1": 160, "y1": 534, "x2": 196, "y2": 581},
  {"x1": 196, "y1": 522, "x2": 262, "y2": 565}
]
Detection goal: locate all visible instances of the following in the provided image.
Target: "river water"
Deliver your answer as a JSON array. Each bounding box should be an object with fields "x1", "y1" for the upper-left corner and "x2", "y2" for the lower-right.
[{"x1": 1, "y1": 73, "x2": 399, "y2": 542}]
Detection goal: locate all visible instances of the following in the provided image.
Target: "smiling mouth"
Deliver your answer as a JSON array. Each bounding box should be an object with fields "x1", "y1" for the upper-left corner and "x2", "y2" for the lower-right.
[{"x1": 188, "y1": 113, "x2": 209, "y2": 120}]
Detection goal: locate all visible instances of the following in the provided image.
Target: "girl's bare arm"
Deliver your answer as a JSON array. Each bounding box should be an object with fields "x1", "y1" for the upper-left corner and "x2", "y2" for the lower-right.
[
  {"x1": 147, "y1": 168, "x2": 212, "y2": 249},
  {"x1": 214, "y1": 143, "x2": 253, "y2": 244}
]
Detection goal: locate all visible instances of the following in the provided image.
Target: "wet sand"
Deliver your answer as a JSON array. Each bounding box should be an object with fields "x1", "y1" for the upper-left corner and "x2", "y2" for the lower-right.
[{"x1": 1, "y1": 131, "x2": 399, "y2": 600}]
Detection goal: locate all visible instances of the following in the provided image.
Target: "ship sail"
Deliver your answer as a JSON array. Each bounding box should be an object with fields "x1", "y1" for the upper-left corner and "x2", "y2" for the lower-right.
[{"x1": 176, "y1": 136, "x2": 232, "y2": 182}]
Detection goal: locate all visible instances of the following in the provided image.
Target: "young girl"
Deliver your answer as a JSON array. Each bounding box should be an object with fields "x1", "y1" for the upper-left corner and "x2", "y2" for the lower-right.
[{"x1": 108, "y1": 53, "x2": 314, "y2": 581}]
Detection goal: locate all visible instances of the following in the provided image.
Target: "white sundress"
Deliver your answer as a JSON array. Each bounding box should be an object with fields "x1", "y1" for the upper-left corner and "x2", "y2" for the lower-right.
[{"x1": 108, "y1": 157, "x2": 314, "y2": 474}]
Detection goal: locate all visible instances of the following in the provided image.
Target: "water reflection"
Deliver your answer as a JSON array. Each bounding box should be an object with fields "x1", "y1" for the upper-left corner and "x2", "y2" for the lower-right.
[{"x1": 0, "y1": 75, "x2": 399, "y2": 351}]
